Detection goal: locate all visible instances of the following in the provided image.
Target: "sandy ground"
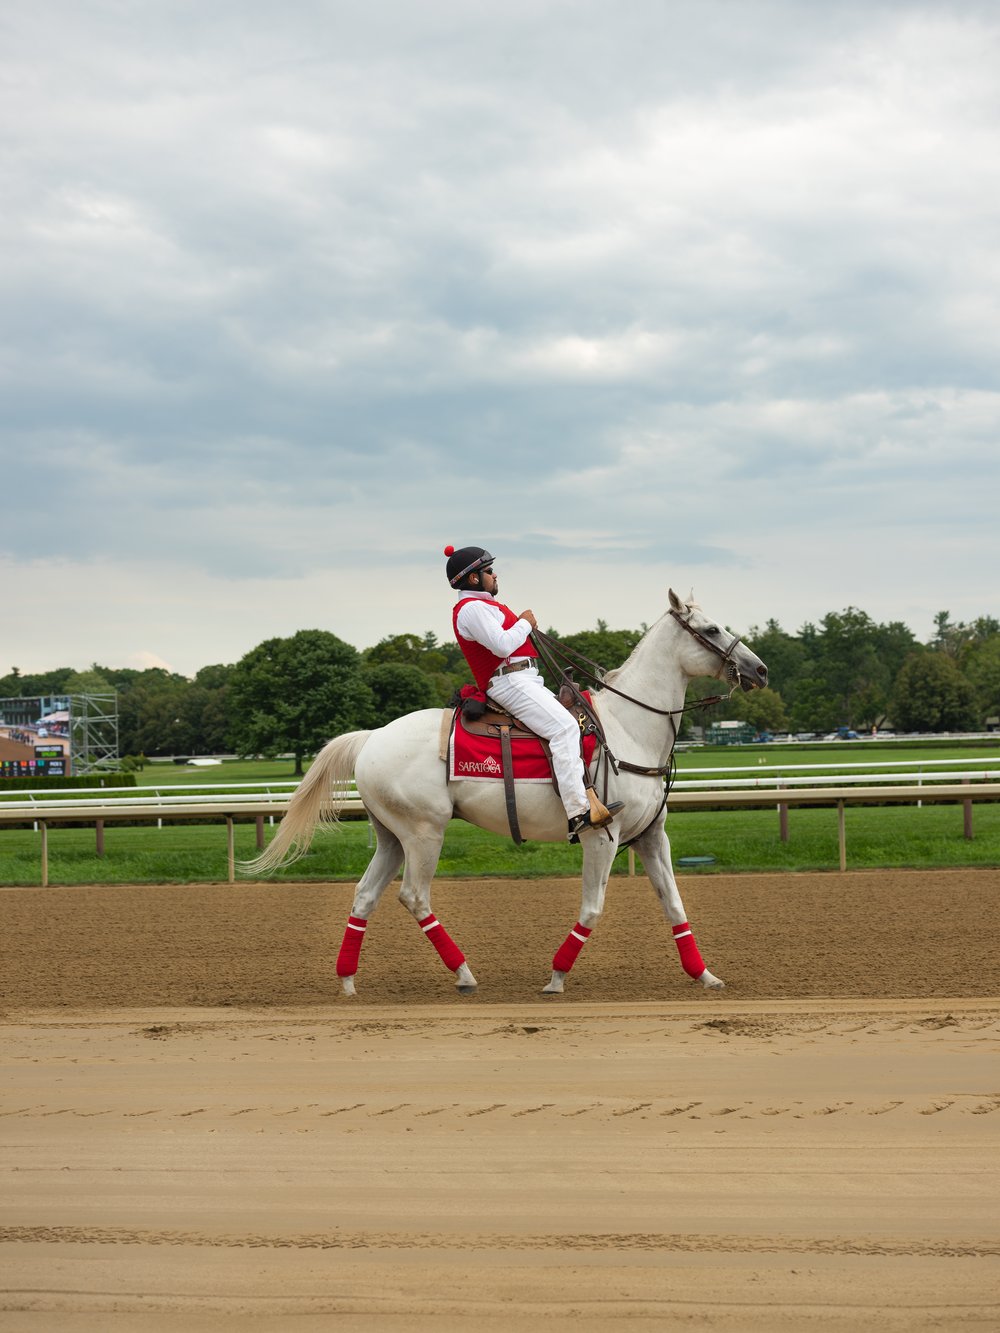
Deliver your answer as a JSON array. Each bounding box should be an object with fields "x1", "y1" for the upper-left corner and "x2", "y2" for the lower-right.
[{"x1": 1, "y1": 870, "x2": 999, "y2": 1329}]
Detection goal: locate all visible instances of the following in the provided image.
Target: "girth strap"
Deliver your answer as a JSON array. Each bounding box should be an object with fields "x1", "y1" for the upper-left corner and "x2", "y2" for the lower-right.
[{"x1": 498, "y1": 724, "x2": 524, "y2": 846}]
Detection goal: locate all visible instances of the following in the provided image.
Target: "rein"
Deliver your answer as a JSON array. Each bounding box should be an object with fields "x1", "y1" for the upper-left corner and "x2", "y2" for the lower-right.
[
  {"x1": 531, "y1": 613, "x2": 741, "y2": 720},
  {"x1": 530, "y1": 613, "x2": 743, "y2": 783}
]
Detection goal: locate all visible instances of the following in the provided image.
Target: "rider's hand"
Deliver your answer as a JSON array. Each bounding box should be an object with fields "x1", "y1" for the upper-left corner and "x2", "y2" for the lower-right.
[{"x1": 519, "y1": 609, "x2": 538, "y2": 629}]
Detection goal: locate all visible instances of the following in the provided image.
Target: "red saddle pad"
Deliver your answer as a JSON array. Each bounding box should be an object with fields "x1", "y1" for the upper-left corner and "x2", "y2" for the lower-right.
[{"x1": 450, "y1": 703, "x2": 598, "y2": 783}]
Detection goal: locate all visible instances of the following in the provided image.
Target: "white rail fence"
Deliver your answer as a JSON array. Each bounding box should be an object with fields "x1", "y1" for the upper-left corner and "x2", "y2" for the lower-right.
[{"x1": 3, "y1": 762, "x2": 1000, "y2": 885}]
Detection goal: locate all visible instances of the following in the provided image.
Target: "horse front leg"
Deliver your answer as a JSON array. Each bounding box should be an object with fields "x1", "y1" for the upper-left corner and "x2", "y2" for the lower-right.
[
  {"x1": 543, "y1": 829, "x2": 618, "y2": 995},
  {"x1": 634, "y1": 822, "x2": 724, "y2": 990}
]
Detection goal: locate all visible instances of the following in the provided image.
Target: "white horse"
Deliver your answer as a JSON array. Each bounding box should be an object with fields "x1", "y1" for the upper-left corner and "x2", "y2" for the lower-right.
[{"x1": 245, "y1": 589, "x2": 768, "y2": 997}]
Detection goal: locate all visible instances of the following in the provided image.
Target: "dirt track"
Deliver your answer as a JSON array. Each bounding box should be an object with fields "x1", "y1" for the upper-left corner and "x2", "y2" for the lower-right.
[
  {"x1": 3, "y1": 868, "x2": 1000, "y2": 1006},
  {"x1": 2, "y1": 870, "x2": 999, "y2": 1329}
]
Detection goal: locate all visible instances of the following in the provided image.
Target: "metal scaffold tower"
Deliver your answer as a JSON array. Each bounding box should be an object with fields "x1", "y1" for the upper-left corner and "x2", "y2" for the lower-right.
[{"x1": 68, "y1": 694, "x2": 120, "y2": 775}]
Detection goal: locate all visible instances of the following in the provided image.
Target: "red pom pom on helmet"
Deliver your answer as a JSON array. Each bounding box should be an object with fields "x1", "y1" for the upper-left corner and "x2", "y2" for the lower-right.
[{"x1": 443, "y1": 545, "x2": 455, "y2": 556}]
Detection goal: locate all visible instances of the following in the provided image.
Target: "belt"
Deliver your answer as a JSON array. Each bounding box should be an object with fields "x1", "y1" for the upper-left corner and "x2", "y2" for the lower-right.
[{"x1": 493, "y1": 659, "x2": 535, "y2": 678}]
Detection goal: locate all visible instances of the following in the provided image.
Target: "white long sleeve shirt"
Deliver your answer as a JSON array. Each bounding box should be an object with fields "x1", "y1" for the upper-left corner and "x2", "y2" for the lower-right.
[{"x1": 454, "y1": 591, "x2": 533, "y2": 662}]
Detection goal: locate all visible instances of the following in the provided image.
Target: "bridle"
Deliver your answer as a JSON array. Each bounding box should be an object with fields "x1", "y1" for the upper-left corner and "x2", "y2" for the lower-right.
[
  {"x1": 668, "y1": 608, "x2": 746, "y2": 693},
  {"x1": 531, "y1": 611, "x2": 744, "y2": 722},
  {"x1": 526, "y1": 611, "x2": 747, "y2": 806}
]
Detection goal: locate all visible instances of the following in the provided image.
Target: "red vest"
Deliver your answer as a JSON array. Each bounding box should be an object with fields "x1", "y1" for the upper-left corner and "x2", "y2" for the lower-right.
[{"x1": 453, "y1": 597, "x2": 539, "y2": 691}]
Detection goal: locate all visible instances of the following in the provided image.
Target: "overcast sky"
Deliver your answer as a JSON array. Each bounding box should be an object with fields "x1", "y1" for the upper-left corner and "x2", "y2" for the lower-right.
[{"x1": 3, "y1": 0, "x2": 998, "y2": 678}]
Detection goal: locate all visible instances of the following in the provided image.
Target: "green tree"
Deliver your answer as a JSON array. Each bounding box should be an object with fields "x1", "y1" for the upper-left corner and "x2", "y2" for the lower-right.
[
  {"x1": 745, "y1": 620, "x2": 809, "y2": 712},
  {"x1": 0, "y1": 666, "x2": 21, "y2": 695},
  {"x1": 117, "y1": 669, "x2": 196, "y2": 756},
  {"x1": 813, "y1": 608, "x2": 885, "y2": 727},
  {"x1": 931, "y1": 610, "x2": 957, "y2": 654},
  {"x1": 540, "y1": 623, "x2": 642, "y2": 694},
  {"x1": 890, "y1": 653, "x2": 977, "y2": 732},
  {"x1": 971, "y1": 616, "x2": 1000, "y2": 641},
  {"x1": 362, "y1": 663, "x2": 439, "y2": 724},
  {"x1": 561, "y1": 624, "x2": 642, "y2": 673},
  {"x1": 363, "y1": 631, "x2": 466, "y2": 706},
  {"x1": 179, "y1": 665, "x2": 233, "y2": 754},
  {"x1": 729, "y1": 686, "x2": 789, "y2": 734},
  {"x1": 228, "y1": 630, "x2": 374, "y2": 774},
  {"x1": 193, "y1": 663, "x2": 233, "y2": 691},
  {"x1": 962, "y1": 637, "x2": 1000, "y2": 726},
  {"x1": 61, "y1": 668, "x2": 115, "y2": 695},
  {"x1": 932, "y1": 612, "x2": 1000, "y2": 658},
  {"x1": 0, "y1": 667, "x2": 75, "y2": 697},
  {"x1": 789, "y1": 676, "x2": 841, "y2": 734},
  {"x1": 365, "y1": 633, "x2": 441, "y2": 670},
  {"x1": 792, "y1": 608, "x2": 917, "y2": 731},
  {"x1": 873, "y1": 620, "x2": 920, "y2": 682}
]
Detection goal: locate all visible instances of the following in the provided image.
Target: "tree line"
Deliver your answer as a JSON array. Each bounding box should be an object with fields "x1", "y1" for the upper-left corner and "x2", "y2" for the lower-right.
[{"x1": 3, "y1": 606, "x2": 998, "y2": 771}]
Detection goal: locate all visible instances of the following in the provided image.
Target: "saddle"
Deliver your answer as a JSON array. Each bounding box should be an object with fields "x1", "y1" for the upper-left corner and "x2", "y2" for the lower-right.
[{"x1": 441, "y1": 686, "x2": 600, "y2": 846}]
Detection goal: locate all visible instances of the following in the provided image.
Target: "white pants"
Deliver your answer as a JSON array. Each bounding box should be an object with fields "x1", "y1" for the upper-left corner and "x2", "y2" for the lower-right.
[{"x1": 487, "y1": 667, "x2": 590, "y2": 820}]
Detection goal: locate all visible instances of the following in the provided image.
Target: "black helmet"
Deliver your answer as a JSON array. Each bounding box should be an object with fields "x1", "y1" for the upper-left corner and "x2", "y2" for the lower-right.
[{"x1": 444, "y1": 544, "x2": 494, "y2": 588}]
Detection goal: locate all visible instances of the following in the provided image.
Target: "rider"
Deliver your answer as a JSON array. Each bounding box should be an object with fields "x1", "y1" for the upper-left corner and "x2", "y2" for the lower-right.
[{"x1": 444, "y1": 543, "x2": 624, "y2": 842}]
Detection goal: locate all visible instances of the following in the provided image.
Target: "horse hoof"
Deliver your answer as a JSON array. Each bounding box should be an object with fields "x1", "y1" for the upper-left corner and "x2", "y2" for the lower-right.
[
  {"x1": 341, "y1": 976, "x2": 357, "y2": 998},
  {"x1": 454, "y1": 963, "x2": 478, "y2": 994},
  {"x1": 542, "y1": 970, "x2": 566, "y2": 995},
  {"x1": 699, "y1": 969, "x2": 725, "y2": 991}
]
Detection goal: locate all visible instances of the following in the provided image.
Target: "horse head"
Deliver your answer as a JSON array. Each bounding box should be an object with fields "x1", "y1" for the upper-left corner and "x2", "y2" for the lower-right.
[{"x1": 667, "y1": 588, "x2": 768, "y2": 693}]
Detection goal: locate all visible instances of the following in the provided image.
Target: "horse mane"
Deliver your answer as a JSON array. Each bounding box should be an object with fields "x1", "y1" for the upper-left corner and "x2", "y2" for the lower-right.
[{"x1": 602, "y1": 592, "x2": 700, "y2": 686}]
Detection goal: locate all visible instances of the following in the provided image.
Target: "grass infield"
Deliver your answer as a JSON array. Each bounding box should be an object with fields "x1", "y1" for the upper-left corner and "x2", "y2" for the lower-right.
[
  {"x1": 2, "y1": 801, "x2": 999, "y2": 886},
  {"x1": 2, "y1": 740, "x2": 999, "y2": 885}
]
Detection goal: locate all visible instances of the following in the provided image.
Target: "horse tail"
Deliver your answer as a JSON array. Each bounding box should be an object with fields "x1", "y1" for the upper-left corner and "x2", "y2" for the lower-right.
[{"x1": 241, "y1": 730, "x2": 371, "y2": 875}]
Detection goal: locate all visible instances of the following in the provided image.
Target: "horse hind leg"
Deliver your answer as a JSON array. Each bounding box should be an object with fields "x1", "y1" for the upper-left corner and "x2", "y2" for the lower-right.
[
  {"x1": 335, "y1": 815, "x2": 404, "y2": 997},
  {"x1": 397, "y1": 823, "x2": 478, "y2": 995}
]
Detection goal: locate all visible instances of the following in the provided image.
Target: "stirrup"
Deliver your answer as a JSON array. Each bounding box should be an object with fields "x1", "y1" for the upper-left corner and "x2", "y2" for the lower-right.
[
  {"x1": 586, "y1": 788, "x2": 621, "y2": 829},
  {"x1": 568, "y1": 801, "x2": 625, "y2": 844}
]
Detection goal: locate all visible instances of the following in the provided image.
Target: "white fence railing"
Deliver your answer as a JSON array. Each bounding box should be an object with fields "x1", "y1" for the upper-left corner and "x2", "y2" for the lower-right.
[
  {"x1": 0, "y1": 780, "x2": 302, "y2": 810},
  {"x1": 5, "y1": 755, "x2": 1000, "y2": 810},
  {"x1": 3, "y1": 778, "x2": 999, "y2": 885},
  {"x1": 674, "y1": 769, "x2": 1000, "y2": 790}
]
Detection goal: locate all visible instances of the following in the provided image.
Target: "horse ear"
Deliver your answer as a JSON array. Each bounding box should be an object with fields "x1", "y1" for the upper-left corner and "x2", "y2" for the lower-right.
[{"x1": 668, "y1": 588, "x2": 684, "y2": 613}]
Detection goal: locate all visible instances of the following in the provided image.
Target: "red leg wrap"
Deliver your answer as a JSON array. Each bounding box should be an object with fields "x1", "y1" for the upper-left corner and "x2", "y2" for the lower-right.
[
  {"x1": 553, "y1": 922, "x2": 592, "y2": 973},
  {"x1": 336, "y1": 915, "x2": 368, "y2": 977},
  {"x1": 418, "y1": 914, "x2": 465, "y2": 971},
  {"x1": 672, "y1": 921, "x2": 706, "y2": 978}
]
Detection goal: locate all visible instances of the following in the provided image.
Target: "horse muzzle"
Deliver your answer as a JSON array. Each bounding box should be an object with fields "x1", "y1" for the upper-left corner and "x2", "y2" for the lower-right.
[{"x1": 728, "y1": 660, "x2": 768, "y2": 691}]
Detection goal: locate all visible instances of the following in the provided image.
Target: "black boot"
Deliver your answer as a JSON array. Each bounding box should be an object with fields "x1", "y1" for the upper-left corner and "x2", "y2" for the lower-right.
[{"x1": 568, "y1": 802, "x2": 625, "y2": 844}]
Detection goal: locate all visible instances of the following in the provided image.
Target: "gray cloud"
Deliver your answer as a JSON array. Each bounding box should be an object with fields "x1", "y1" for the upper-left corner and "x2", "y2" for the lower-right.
[{"x1": 2, "y1": 1, "x2": 999, "y2": 672}]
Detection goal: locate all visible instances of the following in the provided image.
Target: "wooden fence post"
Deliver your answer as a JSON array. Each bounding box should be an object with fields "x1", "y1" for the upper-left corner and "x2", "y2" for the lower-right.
[
  {"x1": 963, "y1": 779, "x2": 973, "y2": 840},
  {"x1": 40, "y1": 820, "x2": 49, "y2": 887},
  {"x1": 778, "y1": 783, "x2": 789, "y2": 842},
  {"x1": 837, "y1": 800, "x2": 847, "y2": 872},
  {"x1": 95, "y1": 818, "x2": 105, "y2": 858},
  {"x1": 226, "y1": 817, "x2": 235, "y2": 884}
]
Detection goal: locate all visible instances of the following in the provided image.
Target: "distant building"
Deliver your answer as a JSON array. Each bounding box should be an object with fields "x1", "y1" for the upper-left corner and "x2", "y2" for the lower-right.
[{"x1": 707, "y1": 720, "x2": 755, "y2": 746}]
